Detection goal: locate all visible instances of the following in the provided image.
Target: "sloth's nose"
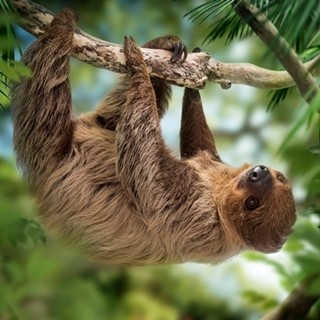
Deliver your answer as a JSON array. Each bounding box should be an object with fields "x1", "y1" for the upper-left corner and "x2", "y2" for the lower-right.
[{"x1": 248, "y1": 165, "x2": 270, "y2": 182}]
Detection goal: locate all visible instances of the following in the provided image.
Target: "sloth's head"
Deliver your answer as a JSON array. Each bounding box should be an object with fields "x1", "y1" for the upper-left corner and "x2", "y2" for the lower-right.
[{"x1": 221, "y1": 164, "x2": 296, "y2": 253}]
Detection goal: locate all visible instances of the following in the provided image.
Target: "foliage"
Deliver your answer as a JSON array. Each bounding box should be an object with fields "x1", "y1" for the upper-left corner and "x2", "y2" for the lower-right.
[
  {"x1": 186, "y1": 0, "x2": 320, "y2": 51},
  {"x1": 243, "y1": 214, "x2": 320, "y2": 318},
  {"x1": 0, "y1": 1, "x2": 31, "y2": 110},
  {"x1": 186, "y1": 0, "x2": 320, "y2": 108},
  {"x1": 1, "y1": 0, "x2": 320, "y2": 319}
]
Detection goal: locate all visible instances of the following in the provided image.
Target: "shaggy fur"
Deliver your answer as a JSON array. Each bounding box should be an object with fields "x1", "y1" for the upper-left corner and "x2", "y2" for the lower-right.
[{"x1": 11, "y1": 10, "x2": 296, "y2": 265}]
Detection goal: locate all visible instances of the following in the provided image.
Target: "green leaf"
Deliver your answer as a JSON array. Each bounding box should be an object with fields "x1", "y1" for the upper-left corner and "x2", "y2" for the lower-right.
[
  {"x1": 293, "y1": 255, "x2": 320, "y2": 274},
  {"x1": 242, "y1": 290, "x2": 278, "y2": 311},
  {"x1": 279, "y1": 92, "x2": 320, "y2": 150},
  {"x1": 0, "y1": 37, "x2": 18, "y2": 50},
  {"x1": 284, "y1": 239, "x2": 305, "y2": 253},
  {"x1": 0, "y1": 60, "x2": 20, "y2": 81},
  {"x1": 307, "y1": 277, "x2": 320, "y2": 295},
  {"x1": 12, "y1": 61, "x2": 32, "y2": 78},
  {"x1": 24, "y1": 219, "x2": 47, "y2": 244},
  {"x1": 0, "y1": 60, "x2": 31, "y2": 82},
  {"x1": 293, "y1": 222, "x2": 320, "y2": 252},
  {"x1": 267, "y1": 88, "x2": 290, "y2": 110}
]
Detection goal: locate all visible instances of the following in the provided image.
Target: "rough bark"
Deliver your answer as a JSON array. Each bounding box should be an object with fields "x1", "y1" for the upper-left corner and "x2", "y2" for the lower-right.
[{"x1": 10, "y1": 0, "x2": 320, "y2": 91}]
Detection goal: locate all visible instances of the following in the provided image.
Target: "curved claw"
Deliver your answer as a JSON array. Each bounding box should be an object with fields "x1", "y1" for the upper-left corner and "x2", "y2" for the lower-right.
[{"x1": 170, "y1": 42, "x2": 188, "y2": 64}]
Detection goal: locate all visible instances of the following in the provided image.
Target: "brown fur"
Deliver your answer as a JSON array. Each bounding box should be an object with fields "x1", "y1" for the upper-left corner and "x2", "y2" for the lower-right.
[{"x1": 11, "y1": 10, "x2": 296, "y2": 265}]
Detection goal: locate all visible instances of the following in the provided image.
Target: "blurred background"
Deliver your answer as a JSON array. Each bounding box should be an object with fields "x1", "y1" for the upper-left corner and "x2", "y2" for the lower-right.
[{"x1": 1, "y1": 0, "x2": 320, "y2": 319}]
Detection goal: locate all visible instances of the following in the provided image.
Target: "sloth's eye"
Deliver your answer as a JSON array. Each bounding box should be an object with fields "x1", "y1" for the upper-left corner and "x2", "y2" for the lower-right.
[{"x1": 245, "y1": 196, "x2": 259, "y2": 211}]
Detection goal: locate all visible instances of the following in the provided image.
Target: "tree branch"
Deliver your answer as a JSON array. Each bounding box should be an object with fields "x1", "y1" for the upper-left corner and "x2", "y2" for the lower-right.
[
  {"x1": 233, "y1": 0, "x2": 320, "y2": 104},
  {"x1": 10, "y1": 0, "x2": 320, "y2": 91},
  {"x1": 262, "y1": 273, "x2": 320, "y2": 320}
]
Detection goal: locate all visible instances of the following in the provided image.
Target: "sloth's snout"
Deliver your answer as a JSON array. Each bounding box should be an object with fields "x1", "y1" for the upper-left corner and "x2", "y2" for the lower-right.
[{"x1": 248, "y1": 165, "x2": 270, "y2": 183}]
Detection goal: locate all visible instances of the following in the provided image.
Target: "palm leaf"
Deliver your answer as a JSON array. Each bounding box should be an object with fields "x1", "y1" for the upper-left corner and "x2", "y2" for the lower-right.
[
  {"x1": 0, "y1": 0, "x2": 23, "y2": 110},
  {"x1": 186, "y1": 0, "x2": 320, "y2": 51},
  {"x1": 267, "y1": 88, "x2": 291, "y2": 111},
  {"x1": 186, "y1": 0, "x2": 320, "y2": 107}
]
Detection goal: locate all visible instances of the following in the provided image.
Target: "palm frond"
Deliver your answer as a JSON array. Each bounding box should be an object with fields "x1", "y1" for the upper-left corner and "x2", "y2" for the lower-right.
[
  {"x1": 186, "y1": 0, "x2": 320, "y2": 106},
  {"x1": 0, "y1": 0, "x2": 23, "y2": 110},
  {"x1": 186, "y1": 0, "x2": 233, "y2": 25},
  {"x1": 186, "y1": 0, "x2": 320, "y2": 51},
  {"x1": 267, "y1": 88, "x2": 291, "y2": 111}
]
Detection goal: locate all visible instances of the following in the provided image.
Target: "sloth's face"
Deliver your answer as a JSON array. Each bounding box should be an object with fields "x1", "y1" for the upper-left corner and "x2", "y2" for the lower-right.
[{"x1": 222, "y1": 165, "x2": 296, "y2": 253}]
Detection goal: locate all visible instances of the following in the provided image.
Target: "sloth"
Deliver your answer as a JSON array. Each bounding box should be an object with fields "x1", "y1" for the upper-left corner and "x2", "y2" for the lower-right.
[{"x1": 11, "y1": 10, "x2": 296, "y2": 265}]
